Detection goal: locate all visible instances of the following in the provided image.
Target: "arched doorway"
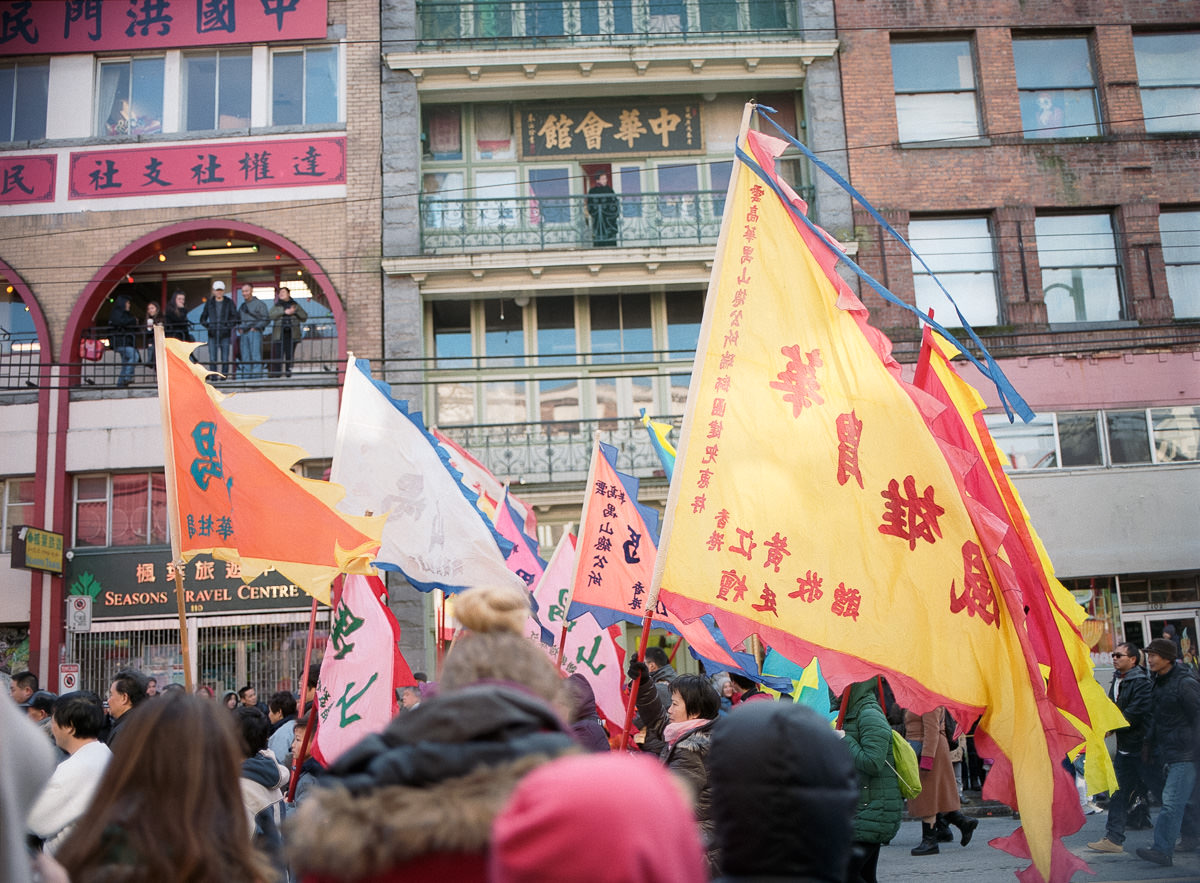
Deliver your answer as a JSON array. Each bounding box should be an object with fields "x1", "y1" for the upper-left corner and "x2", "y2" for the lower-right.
[
  {"x1": 62, "y1": 221, "x2": 347, "y2": 387},
  {"x1": 0, "y1": 259, "x2": 51, "y2": 391}
]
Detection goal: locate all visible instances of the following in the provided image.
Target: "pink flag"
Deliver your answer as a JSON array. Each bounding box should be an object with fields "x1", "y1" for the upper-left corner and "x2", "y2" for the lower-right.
[{"x1": 312, "y1": 574, "x2": 414, "y2": 766}]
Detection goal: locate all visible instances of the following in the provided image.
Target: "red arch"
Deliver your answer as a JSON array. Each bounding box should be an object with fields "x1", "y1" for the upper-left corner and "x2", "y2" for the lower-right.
[
  {"x1": 0, "y1": 258, "x2": 52, "y2": 366},
  {"x1": 60, "y1": 219, "x2": 347, "y2": 368}
]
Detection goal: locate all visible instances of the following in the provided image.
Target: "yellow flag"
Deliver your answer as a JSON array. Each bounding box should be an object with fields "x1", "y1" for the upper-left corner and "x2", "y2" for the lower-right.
[{"x1": 654, "y1": 123, "x2": 1088, "y2": 882}]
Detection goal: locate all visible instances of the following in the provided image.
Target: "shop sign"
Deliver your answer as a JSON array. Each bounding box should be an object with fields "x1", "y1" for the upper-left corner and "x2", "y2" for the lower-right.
[
  {"x1": 0, "y1": 155, "x2": 56, "y2": 205},
  {"x1": 0, "y1": 0, "x2": 328, "y2": 57},
  {"x1": 10, "y1": 525, "x2": 65, "y2": 574},
  {"x1": 519, "y1": 101, "x2": 703, "y2": 160},
  {"x1": 68, "y1": 136, "x2": 346, "y2": 200},
  {"x1": 66, "y1": 548, "x2": 319, "y2": 619}
]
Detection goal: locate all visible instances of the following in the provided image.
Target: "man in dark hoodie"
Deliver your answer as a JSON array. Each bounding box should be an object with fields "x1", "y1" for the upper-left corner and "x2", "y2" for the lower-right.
[
  {"x1": 108, "y1": 294, "x2": 139, "y2": 387},
  {"x1": 235, "y1": 705, "x2": 289, "y2": 874},
  {"x1": 708, "y1": 702, "x2": 858, "y2": 882}
]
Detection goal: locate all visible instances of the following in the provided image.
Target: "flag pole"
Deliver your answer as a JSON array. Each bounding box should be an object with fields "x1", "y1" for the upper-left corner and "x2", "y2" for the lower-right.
[
  {"x1": 153, "y1": 325, "x2": 194, "y2": 692},
  {"x1": 618, "y1": 610, "x2": 654, "y2": 751}
]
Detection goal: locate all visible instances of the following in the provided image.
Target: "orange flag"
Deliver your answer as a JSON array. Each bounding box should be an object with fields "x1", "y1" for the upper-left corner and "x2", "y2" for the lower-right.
[
  {"x1": 155, "y1": 334, "x2": 382, "y2": 605},
  {"x1": 651, "y1": 119, "x2": 1097, "y2": 882}
]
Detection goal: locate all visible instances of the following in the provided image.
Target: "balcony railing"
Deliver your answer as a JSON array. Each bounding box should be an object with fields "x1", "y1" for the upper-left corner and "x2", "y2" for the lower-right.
[
  {"x1": 437, "y1": 415, "x2": 682, "y2": 484},
  {"x1": 0, "y1": 329, "x2": 41, "y2": 390},
  {"x1": 416, "y1": 0, "x2": 800, "y2": 47},
  {"x1": 421, "y1": 189, "x2": 780, "y2": 254}
]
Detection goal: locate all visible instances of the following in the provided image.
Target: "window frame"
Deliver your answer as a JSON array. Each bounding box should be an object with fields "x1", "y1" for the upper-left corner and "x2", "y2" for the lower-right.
[
  {"x1": 1012, "y1": 34, "x2": 1102, "y2": 139},
  {"x1": 1034, "y1": 212, "x2": 1124, "y2": 324},
  {"x1": 0, "y1": 59, "x2": 49, "y2": 143},
  {"x1": 269, "y1": 44, "x2": 343, "y2": 127},
  {"x1": 71, "y1": 472, "x2": 168, "y2": 549},
  {"x1": 1, "y1": 477, "x2": 35, "y2": 554},
  {"x1": 182, "y1": 49, "x2": 253, "y2": 133},
  {"x1": 907, "y1": 215, "x2": 1001, "y2": 328},
  {"x1": 890, "y1": 37, "x2": 983, "y2": 144},
  {"x1": 1159, "y1": 207, "x2": 1200, "y2": 319},
  {"x1": 95, "y1": 55, "x2": 166, "y2": 138},
  {"x1": 1133, "y1": 32, "x2": 1200, "y2": 134}
]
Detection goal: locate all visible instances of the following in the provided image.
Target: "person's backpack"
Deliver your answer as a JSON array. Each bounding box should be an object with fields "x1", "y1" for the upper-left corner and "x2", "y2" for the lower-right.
[{"x1": 888, "y1": 730, "x2": 923, "y2": 799}]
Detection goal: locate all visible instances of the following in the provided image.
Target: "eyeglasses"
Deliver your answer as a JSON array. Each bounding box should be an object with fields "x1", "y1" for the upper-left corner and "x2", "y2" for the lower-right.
[{"x1": 1111, "y1": 653, "x2": 1128, "y2": 658}]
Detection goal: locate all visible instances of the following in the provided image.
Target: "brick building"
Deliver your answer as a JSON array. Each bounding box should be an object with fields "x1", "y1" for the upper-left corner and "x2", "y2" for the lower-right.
[
  {"x1": 835, "y1": 0, "x2": 1200, "y2": 658},
  {"x1": 0, "y1": 0, "x2": 381, "y2": 693}
]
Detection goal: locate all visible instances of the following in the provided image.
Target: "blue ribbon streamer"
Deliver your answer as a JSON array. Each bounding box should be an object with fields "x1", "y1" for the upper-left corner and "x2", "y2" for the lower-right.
[{"x1": 741, "y1": 104, "x2": 1033, "y2": 423}]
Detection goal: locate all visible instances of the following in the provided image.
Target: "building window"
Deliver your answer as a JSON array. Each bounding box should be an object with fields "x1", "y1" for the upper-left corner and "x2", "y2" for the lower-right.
[
  {"x1": 1154, "y1": 405, "x2": 1200, "y2": 462},
  {"x1": 907, "y1": 217, "x2": 999, "y2": 327},
  {"x1": 97, "y1": 57, "x2": 164, "y2": 137},
  {"x1": 73, "y1": 473, "x2": 167, "y2": 548},
  {"x1": 891, "y1": 39, "x2": 981, "y2": 144},
  {"x1": 183, "y1": 51, "x2": 252, "y2": 132},
  {"x1": 272, "y1": 47, "x2": 339, "y2": 126},
  {"x1": 1160, "y1": 209, "x2": 1200, "y2": 319},
  {"x1": 0, "y1": 61, "x2": 48, "y2": 142},
  {"x1": 1035, "y1": 213, "x2": 1122, "y2": 323},
  {"x1": 1013, "y1": 36, "x2": 1100, "y2": 138},
  {"x1": 1134, "y1": 33, "x2": 1200, "y2": 134},
  {"x1": 2, "y1": 477, "x2": 34, "y2": 554}
]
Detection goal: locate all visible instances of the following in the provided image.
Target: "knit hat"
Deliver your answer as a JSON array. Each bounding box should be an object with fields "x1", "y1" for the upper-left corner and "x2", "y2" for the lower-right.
[
  {"x1": 490, "y1": 753, "x2": 707, "y2": 883},
  {"x1": 1145, "y1": 638, "x2": 1178, "y2": 661}
]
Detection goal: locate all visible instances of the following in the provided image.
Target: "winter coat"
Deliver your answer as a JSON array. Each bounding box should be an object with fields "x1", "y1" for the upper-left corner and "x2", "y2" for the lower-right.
[
  {"x1": 200, "y1": 296, "x2": 236, "y2": 340},
  {"x1": 164, "y1": 302, "x2": 191, "y2": 341},
  {"x1": 1146, "y1": 662, "x2": 1200, "y2": 765},
  {"x1": 108, "y1": 297, "x2": 137, "y2": 349},
  {"x1": 286, "y1": 684, "x2": 577, "y2": 883},
  {"x1": 634, "y1": 675, "x2": 716, "y2": 845},
  {"x1": 1108, "y1": 664, "x2": 1152, "y2": 754},
  {"x1": 237, "y1": 296, "x2": 270, "y2": 333},
  {"x1": 841, "y1": 681, "x2": 902, "y2": 845},
  {"x1": 269, "y1": 298, "x2": 308, "y2": 341},
  {"x1": 565, "y1": 672, "x2": 609, "y2": 752},
  {"x1": 903, "y1": 708, "x2": 960, "y2": 818},
  {"x1": 708, "y1": 703, "x2": 858, "y2": 882}
]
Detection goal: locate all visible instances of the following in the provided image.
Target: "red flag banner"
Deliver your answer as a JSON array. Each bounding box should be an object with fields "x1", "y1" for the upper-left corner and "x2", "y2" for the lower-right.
[{"x1": 157, "y1": 336, "x2": 382, "y2": 605}]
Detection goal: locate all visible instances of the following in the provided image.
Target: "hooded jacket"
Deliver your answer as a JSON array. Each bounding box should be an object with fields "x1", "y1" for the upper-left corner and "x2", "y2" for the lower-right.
[
  {"x1": 1108, "y1": 663, "x2": 1152, "y2": 753},
  {"x1": 840, "y1": 681, "x2": 902, "y2": 845},
  {"x1": 1146, "y1": 662, "x2": 1200, "y2": 765},
  {"x1": 286, "y1": 684, "x2": 576, "y2": 883},
  {"x1": 108, "y1": 296, "x2": 137, "y2": 349},
  {"x1": 708, "y1": 703, "x2": 858, "y2": 882},
  {"x1": 565, "y1": 673, "x2": 609, "y2": 752}
]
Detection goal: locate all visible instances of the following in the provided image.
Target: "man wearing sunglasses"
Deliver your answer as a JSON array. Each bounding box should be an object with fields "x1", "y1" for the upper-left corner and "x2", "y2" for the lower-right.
[{"x1": 1088, "y1": 642, "x2": 1152, "y2": 855}]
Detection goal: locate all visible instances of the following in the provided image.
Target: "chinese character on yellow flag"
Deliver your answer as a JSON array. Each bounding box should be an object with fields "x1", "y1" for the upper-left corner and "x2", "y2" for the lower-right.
[
  {"x1": 653, "y1": 123, "x2": 1100, "y2": 882},
  {"x1": 156, "y1": 335, "x2": 382, "y2": 605}
]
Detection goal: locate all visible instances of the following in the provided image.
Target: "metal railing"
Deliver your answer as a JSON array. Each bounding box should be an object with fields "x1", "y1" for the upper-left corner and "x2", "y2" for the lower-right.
[
  {"x1": 421, "y1": 189, "x2": 783, "y2": 253},
  {"x1": 0, "y1": 329, "x2": 41, "y2": 390},
  {"x1": 415, "y1": 0, "x2": 800, "y2": 46},
  {"x1": 437, "y1": 414, "x2": 681, "y2": 484}
]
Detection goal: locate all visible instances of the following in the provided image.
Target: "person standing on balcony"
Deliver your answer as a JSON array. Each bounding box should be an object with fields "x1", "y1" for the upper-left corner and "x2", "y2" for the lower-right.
[
  {"x1": 200, "y1": 280, "x2": 236, "y2": 378},
  {"x1": 237, "y1": 283, "x2": 269, "y2": 380},
  {"x1": 586, "y1": 172, "x2": 619, "y2": 247},
  {"x1": 270, "y1": 285, "x2": 307, "y2": 377},
  {"x1": 164, "y1": 290, "x2": 191, "y2": 341},
  {"x1": 108, "y1": 294, "x2": 138, "y2": 388}
]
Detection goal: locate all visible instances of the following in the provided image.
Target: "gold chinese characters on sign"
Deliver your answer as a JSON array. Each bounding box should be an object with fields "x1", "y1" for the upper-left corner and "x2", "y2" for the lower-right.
[{"x1": 519, "y1": 101, "x2": 703, "y2": 159}]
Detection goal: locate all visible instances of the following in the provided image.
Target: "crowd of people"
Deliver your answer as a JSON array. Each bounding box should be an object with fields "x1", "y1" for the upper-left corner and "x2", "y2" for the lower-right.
[
  {"x1": 98, "y1": 279, "x2": 309, "y2": 385},
  {"x1": 4, "y1": 600, "x2": 1200, "y2": 882}
]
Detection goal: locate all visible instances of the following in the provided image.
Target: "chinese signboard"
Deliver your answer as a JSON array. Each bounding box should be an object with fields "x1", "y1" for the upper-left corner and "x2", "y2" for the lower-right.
[
  {"x1": 0, "y1": 155, "x2": 56, "y2": 205},
  {"x1": 519, "y1": 101, "x2": 703, "y2": 160},
  {"x1": 10, "y1": 526, "x2": 65, "y2": 575},
  {"x1": 66, "y1": 548, "x2": 321, "y2": 619},
  {"x1": 68, "y1": 136, "x2": 345, "y2": 199},
  {"x1": 0, "y1": 0, "x2": 328, "y2": 57}
]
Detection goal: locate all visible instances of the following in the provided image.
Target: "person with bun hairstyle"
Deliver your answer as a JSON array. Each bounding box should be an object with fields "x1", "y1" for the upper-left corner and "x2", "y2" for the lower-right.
[
  {"x1": 287, "y1": 583, "x2": 578, "y2": 882},
  {"x1": 54, "y1": 692, "x2": 273, "y2": 883}
]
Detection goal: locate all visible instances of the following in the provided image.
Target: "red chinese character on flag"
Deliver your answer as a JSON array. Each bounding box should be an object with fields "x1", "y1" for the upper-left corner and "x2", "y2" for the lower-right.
[
  {"x1": 714, "y1": 508, "x2": 731, "y2": 528},
  {"x1": 769, "y1": 345, "x2": 824, "y2": 417},
  {"x1": 836, "y1": 410, "x2": 864, "y2": 489},
  {"x1": 752, "y1": 584, "x2": 779, "y2": 616},
  {"x1": 692, "y1": 495, "x2": 706, "y2": 514},
  {"x1": 718, "y1": 568, "x2": 748, "y2": 602},
  {"x1": 706, "y1": 531, "x2": 724, "y2": 551},
  {"x1": 762, "y1": 532, "x2": 791, "y2": 573},
  {"x1": 831, "y1": 582, "x2": 862, "y2": 620},
  {"x1": 728, "y1": 527, "x2": 756, "y2": 561},
  {"x1": 878, "y1": 475, "x2": 944, "y2": 551},
  {"x1": 950, "y1": 540, "x2": 1000, "y2": 627},
  {"x1": 789, "y1": 569, "x2": 824, "y2": 603}
]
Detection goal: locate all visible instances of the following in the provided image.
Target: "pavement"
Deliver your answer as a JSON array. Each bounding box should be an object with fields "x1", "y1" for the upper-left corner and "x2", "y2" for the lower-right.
[{"x1": 879, "y1": 804, "x2": 1200, "y2": 882}]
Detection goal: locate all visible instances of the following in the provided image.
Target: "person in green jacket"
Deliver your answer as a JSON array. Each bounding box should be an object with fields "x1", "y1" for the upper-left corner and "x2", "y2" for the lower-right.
[{"x1": 839, "y1": 678, "x2": 903, "y2": 883}]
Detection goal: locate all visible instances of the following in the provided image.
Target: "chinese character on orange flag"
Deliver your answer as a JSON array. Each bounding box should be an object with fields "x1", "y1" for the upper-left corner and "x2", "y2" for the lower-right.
[
  {"x1": 651, "y1": 117, "x2": 1111, "y2": 883},
  {"x1": 313, "y1": 574, "x2": 415, "y2": 766},
  {"x1": 155, "y1": 334, "x2": 382, "y2": 605}
]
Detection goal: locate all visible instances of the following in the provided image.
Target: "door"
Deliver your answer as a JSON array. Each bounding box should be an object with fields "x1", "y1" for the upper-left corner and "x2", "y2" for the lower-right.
[{"x1": 1125, "y1": 613, "x2": 1200, "y2": 667}]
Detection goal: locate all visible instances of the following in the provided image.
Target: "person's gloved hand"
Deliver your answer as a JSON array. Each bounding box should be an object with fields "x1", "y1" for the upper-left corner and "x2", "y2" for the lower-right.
[
  {"x1": 627, "y1": 660, "x2": 650, "y2": 682},
  {"x1": 919, "y1": 755, "x2": 934, "y2": 771}
]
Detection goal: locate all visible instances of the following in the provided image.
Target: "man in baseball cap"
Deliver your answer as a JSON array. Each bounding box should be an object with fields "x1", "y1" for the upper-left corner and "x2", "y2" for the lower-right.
[{"x1": 1136, "y1": 637, "x2": 1200, "y2": 867}]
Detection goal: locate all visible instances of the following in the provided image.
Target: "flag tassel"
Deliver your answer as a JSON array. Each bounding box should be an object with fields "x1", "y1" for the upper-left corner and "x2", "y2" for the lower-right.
[{"x1": 618, "y1": 609, "x2": 654, "y2": 751}]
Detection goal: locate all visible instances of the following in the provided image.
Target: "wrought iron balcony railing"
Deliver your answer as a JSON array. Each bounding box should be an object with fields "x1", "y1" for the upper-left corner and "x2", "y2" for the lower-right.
[
  {"x1": 437, "y1": 415, "x2": 682, "y2": 485},
  {"x1": 421, "y1": 189, "x2": 792, "y2": 254},
  {"x1": 416, "y1": 0, "x2": 800, "y2": 47}
]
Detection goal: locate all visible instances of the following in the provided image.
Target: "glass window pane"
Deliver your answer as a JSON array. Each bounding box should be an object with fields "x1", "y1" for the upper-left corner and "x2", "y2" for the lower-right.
[
  {"x1": 436, "y1": 383, "x2": 475, "y2": 425},
  {"x1": 0, "y1": 67, "x2": 14, "y2": 141},
  {"x1": 590, "y1": 295, "x2": 622, "y2": 364},
  {"x1": 1036, "y1": 215, "x2": 1121, "y2": 323},
  {"x1": 111, "y1": 474, "x2": 149, "y2": 546},
  {"x1": 892, "y1": 41, "x2": 976, "y2": 92},
  {"x1": 985, "y1": 413, "x2": 1056, "y2": 469},
  {"x1": 474, "y1": 170, "x2": 517, "y2": 225},
  {"x1": 151, "y1": 473, "x2": 168, "y2": 544},
  {"x1": 304, "y1": 47, "x2": 338, "y2": 125},
  {"x1": 1134, "y1": 33, "x2": 1200, "y2": 86},
  {"x1": 1014, "y1": 39, "x2": 1095, "y2": 88},
  {"x1": 1058, "y1": 412, "x2": 1102, "y2": 467},
  {"x1": 484, "y1": 381, "x2": 527, "y2": 422},
  {"x1": 218, "y1": 52, "x2": 251, "y2": 128},
  {"x1": 1141, "y1": 87, "x2": 1200, "y2": 133},
  {"x1": 432, "y1": 300, "x2": 472, "y2": 368},
  {"x1": 474, "y1": 104, "x2": 514, "y2": 160},
  {"x1": 1152, "y1": 405, "x2": 1200, "y2": 462},
  {"x1": 1160, "y1": 209, "x2": 1200, "y2": 318},
  {"x1": 619, "y1": 166, "x2": 642, "y2": 218},
  {"x1": 1036, "y1": 215, "x2": 1118, "y2": 267},
  {"x1": 13, "y1": 62, "x2": 47, "y2": 141},
  {"x1": 484, "y1": 298, "x2": 524, "y2": 366},
  {"x1": 130, "y1": 57, "x2": 163, "y2": 135},
  {"x1": 535, "y1": 296, "x2": 576, "y2": 366},
  {"x1": 422, "y1": 171, "x2": 464, "y2": 229},
  {"x1": 895, "y1": 92, "x2": 980, "y2": 143},
  {"x1": 666, "y1": 291, "x2": 703, "y2": 356},
  {"x1": 272, "y1": 52, "x2": 303, "y2": 125},
  {"x1": 185, "y1": 55, "x2": 217, "y2": 131},
  {"x1": 1107, "y1": 410, "x2": 1152, "y2": 464},
  {"x1": 1018, "y1": 88, "x2": 1099, "y2": 138},
  {"x1": 98, "y1": 62, "x2": 131, "y2": 135},
  {"x1": 540, "y1": 378, "x2": 579, "y2": 424},
  {"x1": 620, "y1": 294, "x2": 652, "y2": 361},
  {"x1": 669, "y1": 374, "x2": 690, "y2": 415},
  {"x1": 75, "y1": 500, "x2": 107, "y2": 547},
  {"x1": 529, "y1": 167, "x2": 571, "y2": 225},
  {"x1": 909, "y1": 218, "x2": 995, "y2": 273},
  {"x1": 1041, "y1": 267, "x2": 1121, "y2": 323},
  {"x1": 914, "y1": 274, "x2": 1000, "y2": 327},
  {"x1": 423, "y1": 106, "x2": 462, "y2": 159},
  {"x1": 76, "y1": 475, "x2": 108, "y2": 500}
]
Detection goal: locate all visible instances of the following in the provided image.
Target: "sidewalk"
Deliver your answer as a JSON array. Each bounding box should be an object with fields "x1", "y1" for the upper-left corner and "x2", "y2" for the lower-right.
[{"x1": 902, "y1": 789, "x2": 1017, "y2": 821}]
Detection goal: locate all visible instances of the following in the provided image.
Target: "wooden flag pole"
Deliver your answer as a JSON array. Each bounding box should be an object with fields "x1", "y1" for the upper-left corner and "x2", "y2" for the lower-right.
[
  {"x1": 618, "y1": 609, "x2": 654, "y2": 751},
  {"x1": 287, "y1": 708, "x2": 316, "y2": 803},
  {"x1": 153, "y1": 325, "x2": 194, "y2": 692}
]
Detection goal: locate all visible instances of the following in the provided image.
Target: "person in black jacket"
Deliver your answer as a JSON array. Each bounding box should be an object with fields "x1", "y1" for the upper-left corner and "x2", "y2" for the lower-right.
[
  {"x1": 1136, "y1": 638, "x2": 1200, "y2": 867},
  {"x1": 1089, "y1": 641, "x2": 1153, "y2": 853},
  {"x1": 108, "y1": 294, "x2": 138, "y2": 387},
  {"x1": 200, "y1": 280, "x2": 236, "y2": 377},
  {"x1": 163, "y1": 290, "x2": 191, "y2": 341}
]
